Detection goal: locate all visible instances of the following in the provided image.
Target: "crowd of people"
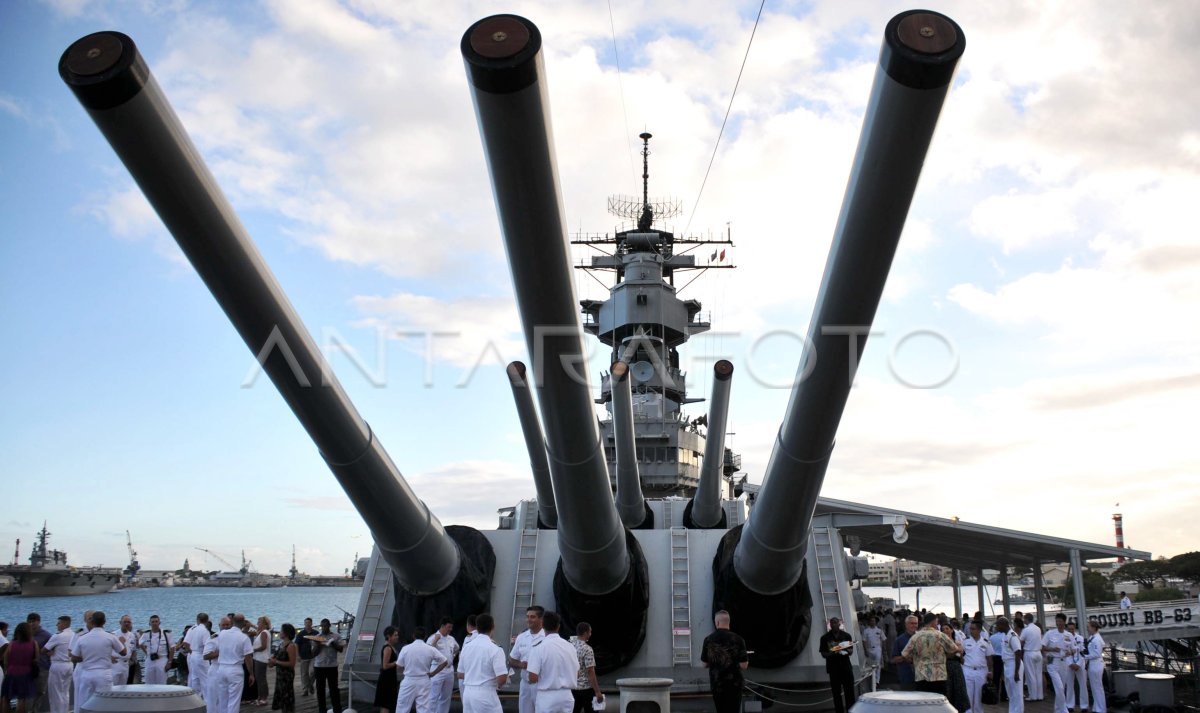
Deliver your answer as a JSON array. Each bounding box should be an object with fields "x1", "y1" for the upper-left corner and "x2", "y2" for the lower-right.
[
  {"x1": 367, "y1": 605, "x2": 604, "y2": 713},
  {"x1": 0, "y1": 610, "x2": 346, "y2": 713},
  {"x1": 840, "y1": 607, "x2": 1109, "y2": 713},
  {"x1": 2, "y1": 603, "x2": 1117, "y2": 713}
]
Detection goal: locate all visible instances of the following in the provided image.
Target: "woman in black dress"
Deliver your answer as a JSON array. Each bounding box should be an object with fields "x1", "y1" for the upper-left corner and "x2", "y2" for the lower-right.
[
  {"x1": 270, "y1": 623, "x2": 299, "y2": 713},
  {"x1": 373, "y1": 627, "x2": 401, "y2": 713},
  {"x1": 942, "y1": 623, "x2": 970, "y2": 712}
]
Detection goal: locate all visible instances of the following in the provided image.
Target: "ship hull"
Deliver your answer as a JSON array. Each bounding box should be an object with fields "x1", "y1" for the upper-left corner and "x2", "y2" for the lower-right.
[{"x1": 19, "y1": 570, "x2": 120, "y2": 597}]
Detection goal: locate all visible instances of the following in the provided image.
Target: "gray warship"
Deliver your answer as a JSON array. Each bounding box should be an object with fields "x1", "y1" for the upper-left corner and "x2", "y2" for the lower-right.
[
  {"x1": 1, "y1": 524, "x2": 120, "y2": 597},
  {"x1": 59, "y1": 8, "x2": 971, "y2": 702}
]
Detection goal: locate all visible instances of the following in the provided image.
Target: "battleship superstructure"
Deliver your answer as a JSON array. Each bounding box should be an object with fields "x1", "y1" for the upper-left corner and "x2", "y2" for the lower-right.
[
  {"x1": 0, "y1": 524, "x2": 120, "y2": 597},
  {"x1": 57, "y1": 7, "x2": 964, "y2": 701}
]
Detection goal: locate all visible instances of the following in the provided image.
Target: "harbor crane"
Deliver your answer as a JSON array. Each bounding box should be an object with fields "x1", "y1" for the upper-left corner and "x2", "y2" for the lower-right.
[
  {"x1": 124, "y1": 530, "x2": 140, "y2": 578},
  {"x1": 194, "y1": 547, "x2": 249, "y2": 575}
]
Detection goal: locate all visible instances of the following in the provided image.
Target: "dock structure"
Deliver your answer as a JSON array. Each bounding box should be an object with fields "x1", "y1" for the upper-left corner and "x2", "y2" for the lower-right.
[{"x1": 811, "y1": 498, "x2": 1154, "y2": 630}]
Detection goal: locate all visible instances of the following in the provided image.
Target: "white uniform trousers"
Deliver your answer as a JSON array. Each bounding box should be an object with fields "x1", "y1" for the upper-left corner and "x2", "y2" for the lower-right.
[
  {"x1": 963, "y1": 665, "x2": 988, "y2": 713},
  {"x1": 518, "y1": 679, "x2": 538, "y2": 713},
  {"x1": 74, "y1": 669, "x2": 112, "y2": 713},
  {"x1": 110, "y1": 662, "x2": 129, "y2": 688},
  {"x1": 396, "y1": 675, "x2": 433, "y2": 713},
  {"x1": 1047, "y1": 660, "x2": 1067, "y2": 713},
  {"x1": 461, "y1": 684, "x2": 503, "y2": 713},
  {"x1": 1065, "y1": 663, "x2": 1089, "y2": 710},
  {"x1": 428, "y1": 669, "x2": 455, "y2": 713},
  {"x1": 144, "y1": 657, "x2": 169, "y2": 685},
  {"x1": 533, "y1": 689, "x2": 574, "y2": 713},
  {"x1": 48, "y1": 662, "x2": 74, "y2": 713},
  {"x1": 1003, "y1": 662, "x2": 1024, "y2": 713},
  {"x1": 866, "y1": 646, "x2": 882, "y2": 685},
  {"x1": 209, "y1": 663, "x2": 245, "y2": 713},
  {"x1": 1025, "y1": 651, "x2": 1044, "y2": 699},
  {"x1": 1086, "y1": 663, "x2": 1105, "y2": 713},
  {"x1": 187, "y1": 654, "x2": 208, "y2": 699}
]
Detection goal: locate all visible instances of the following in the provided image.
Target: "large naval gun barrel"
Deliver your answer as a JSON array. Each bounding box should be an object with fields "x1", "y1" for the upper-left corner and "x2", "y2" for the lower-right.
[
  {"x1": 506, "y1": 362, "x2": 558, "y2": 528},
  {"x1": 610, "y1": 362, "x2": 648, "y2": 529},
  {"x1": 716, "y1": 10, "x2": 965, "y2": 664},
  {"x1": 463, "y1": 15, "x2": 649, "y2": 671},
  {"x1": 690, "y1": 360, "x2": 735, "y2": 528},
  {"x1": 58, "y1": 32, "x2": 463, "y2": 597},
  {"x1": 462, "y1": 14, "x2": 629, "y2": 595}
]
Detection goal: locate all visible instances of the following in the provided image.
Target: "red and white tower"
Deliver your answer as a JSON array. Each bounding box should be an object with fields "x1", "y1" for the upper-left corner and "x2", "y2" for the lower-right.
[{"x1": 1113, "y1": 511, "x2": 1126, "y2": 563}]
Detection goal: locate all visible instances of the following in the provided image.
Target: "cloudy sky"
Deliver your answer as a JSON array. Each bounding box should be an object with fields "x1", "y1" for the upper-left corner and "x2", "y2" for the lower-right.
[{"x1": 2, "y1": 0, "x2": 1197, "y2": 577}]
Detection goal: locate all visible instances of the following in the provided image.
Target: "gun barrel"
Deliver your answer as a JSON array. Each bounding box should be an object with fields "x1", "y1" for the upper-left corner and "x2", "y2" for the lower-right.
[
  {"x1": 691, "y1": 360, "x2": 734, "y2": 528},
  {"x1": 733, "y1": 10, "x2": 964, "y2": 595},
  {"x1": 506, "y1": 362, "x2": 558, "y2": 528},
  {"x1": 59, "y1": 32, "x2": 460, "y2": 595},
  {"x1": 463, "y1": 15, "x2": 628, "y2": 595},
  {"x1": 610, "y1": 362, "x2": 646, "y2": 528}
]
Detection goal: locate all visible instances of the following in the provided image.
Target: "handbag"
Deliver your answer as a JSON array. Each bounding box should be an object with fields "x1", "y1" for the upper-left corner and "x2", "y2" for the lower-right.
[{"x1": 981, "y1": 683, "x2": 998, "y2": 705}]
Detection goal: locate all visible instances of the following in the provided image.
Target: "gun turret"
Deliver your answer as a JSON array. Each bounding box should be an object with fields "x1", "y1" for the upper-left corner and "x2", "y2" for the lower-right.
[
  {"x1": 689, "y1": 360, "x2": 734, "y2": 528},
  {"x1": 463, "y1": 15, "x2": 649, "y2": 671},
  {"x1": 57, "y1": 32, "x2": 480, "y2": 605},
  {"x1": 505, "y1": 362, "x2": 557, "y2": 528},
  {"x1": 715, "y1": 10, "x2": 965, "y2": 665},
  {"x1": 610, "y1": 362, "x2": 648, "y2": 528}
]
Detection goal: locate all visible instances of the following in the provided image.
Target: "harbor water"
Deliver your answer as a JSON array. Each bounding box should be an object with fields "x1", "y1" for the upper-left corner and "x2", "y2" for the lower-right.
[
  {"x1": 0, "y1": 586, "x2": 362, "y2": 636},
  {"x1": 862, "y1": 584, "x2": 1062, "y2": 617}
]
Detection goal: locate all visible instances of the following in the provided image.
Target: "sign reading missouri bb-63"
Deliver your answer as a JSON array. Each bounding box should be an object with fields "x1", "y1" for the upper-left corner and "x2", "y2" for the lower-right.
[{"x1": 1067, "y1": 604, "x2": 1194, "y2": 630}]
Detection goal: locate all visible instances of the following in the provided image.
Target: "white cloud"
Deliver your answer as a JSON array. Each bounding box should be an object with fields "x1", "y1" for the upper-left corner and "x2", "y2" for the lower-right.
[{"x1": 351, "y1": 292, "x2": 525, "y2": 369}]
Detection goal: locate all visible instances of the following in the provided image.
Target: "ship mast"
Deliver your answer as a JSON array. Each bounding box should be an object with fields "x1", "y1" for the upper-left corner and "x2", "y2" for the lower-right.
[{"x1": 571, "y1": 133, "x2": 740, "y2": 501}]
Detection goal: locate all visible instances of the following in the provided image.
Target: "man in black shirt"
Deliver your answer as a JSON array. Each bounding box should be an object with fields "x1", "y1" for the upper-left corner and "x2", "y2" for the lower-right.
[
  {"x1": 701, "y1": 610, "x2": 749, "y2": 713},
  {"x1": 296, "y1": 617, "x2": 317, "y2": 696},
  {"x1": 819, "y1": 617, "x2": 856, "y2": 713}
]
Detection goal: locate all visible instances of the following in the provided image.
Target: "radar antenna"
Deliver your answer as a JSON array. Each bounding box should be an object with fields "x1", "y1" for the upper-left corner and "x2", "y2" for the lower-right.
[{"x1": 606, "y1": 132, "x2": 681, "y2": 229}]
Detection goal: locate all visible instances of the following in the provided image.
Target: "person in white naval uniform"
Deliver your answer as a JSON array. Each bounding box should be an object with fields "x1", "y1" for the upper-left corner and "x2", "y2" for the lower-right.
[
  {"x1": 202, "y1": 632, "x2": 220, "y2": 711},
  {"x1": 961, "y1": 621, "x2": 993, "y2": 713},
  {"x1": 183, "y1": 615, "x2": 212, "y2": 699},
  {"x1": 1082, "y1": 622, "x2": 1105, "y2": 713},
  {"x1": 1064, "y1": 622, "x2": 1089, "y2": 712},
  {"x1": 427, "y1": 618, "x2": 461, "y2": 713},
  {"x1": 42, "y1": 616, "x2": 74, "y2": 713},
  {"x1": 109, "y1": 616, "x2": 137, "y2": 687},
  {"x1": 139, "y1": 615, "x2": 173, "y2": 685},
  {"x1": 68, "y1": 610, "x2": 92, "y2": 700},
  {"x1": 464, "y1": 615, "x2": 479, "y2": 646},
  {"x1": 509, "y1": 606, "x2": 546, "y2": 713},
  {"x1": 457, "y1": 614, "x2": 508, "y2": 713},
  {"x1": 204, "y1": 617, "x2": 254, "y2": 713},
  {"x1": 395, "y1": 628, "x2": 449, "y2": 713},
  {"x1": 997, "y1": 617, "x2": 1023, "y2": 713},
  {"x1": 1041, "y1": 614, "x2": 1070, "y2": 713},
  {"x1": 1020, "y1": 617, "x2": 1044, "y2": 700},
  {"x1": 526, "y1": 612, "x2": 579, "y2": 713},
  {"x1": 69, "y1": 612, "x2": 125, "y2": 713},
  {"x1": 1118, "y1": 593, "x2": 1131, "y2": 610},
  {"x1": 861, "y1": 616, "x2": 884, "y2": 685}
]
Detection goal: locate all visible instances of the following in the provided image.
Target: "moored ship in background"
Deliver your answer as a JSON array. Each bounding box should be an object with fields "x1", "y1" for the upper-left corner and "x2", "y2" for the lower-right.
[{"x1": 1, "y1": 524, "x2": 120, "y2": 597}]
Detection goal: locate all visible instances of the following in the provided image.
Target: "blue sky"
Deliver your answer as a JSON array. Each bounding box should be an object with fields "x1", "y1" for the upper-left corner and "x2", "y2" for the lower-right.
[{"x1": 2, "y1": 0, "x2": 1198, "y2": 576}]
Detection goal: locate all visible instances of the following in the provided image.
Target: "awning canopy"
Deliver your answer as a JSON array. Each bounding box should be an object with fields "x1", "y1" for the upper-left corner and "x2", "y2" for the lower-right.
[{"x1": 814, "y1": 497, "x2": 1151, "y2": 571}]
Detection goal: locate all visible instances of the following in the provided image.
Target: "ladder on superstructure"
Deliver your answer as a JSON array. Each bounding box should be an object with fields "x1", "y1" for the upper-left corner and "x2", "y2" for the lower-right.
[
  {"x1": 510, "y1": 503, "x2": 539, "y2": 643},
  {"x1": 812, "y1": 526, "x2": 842, "y2": 625},
  {"x1": 670, "y1": 527, "x2": 692, "y2": 665},
  {"x1": 353, "y1": 556, "x2": 393, "y2": 666}
]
